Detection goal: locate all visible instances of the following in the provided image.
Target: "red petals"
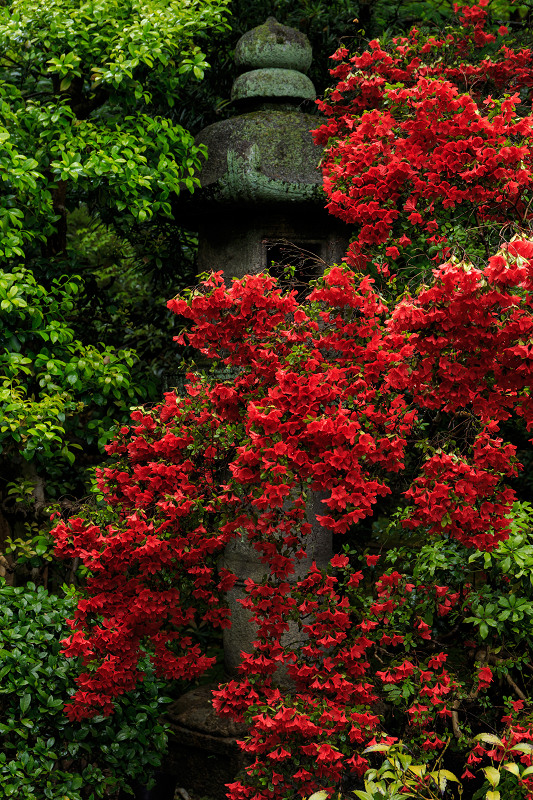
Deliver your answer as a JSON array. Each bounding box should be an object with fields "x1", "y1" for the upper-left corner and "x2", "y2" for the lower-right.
[
  {"x1": 330, "y1": 554, "x2": 349, "y2": 568},
  {"x1": 477, "y1": 665, "x2": 494, "y2": 689}
]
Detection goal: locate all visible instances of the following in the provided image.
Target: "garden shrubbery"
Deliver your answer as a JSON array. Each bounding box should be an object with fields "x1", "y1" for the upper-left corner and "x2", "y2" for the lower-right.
[
  {"x1": 50, "y1": 3, "x2": 533, "y2": 799},
  {"x1": 0, "y1": 580, "x2": 169, "y2": 799},
  {"x1": 2, "y1": 2, "x2": 533, "y2": 799}
]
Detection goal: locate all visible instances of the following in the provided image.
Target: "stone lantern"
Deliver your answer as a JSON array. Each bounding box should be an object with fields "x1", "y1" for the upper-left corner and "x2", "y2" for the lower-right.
[
  {"x1": 183, "y1": 16, "x2": 348, "y2": 283},
  {"x1": 162, "y1": 19, "x2": 349, "y2": 800}
]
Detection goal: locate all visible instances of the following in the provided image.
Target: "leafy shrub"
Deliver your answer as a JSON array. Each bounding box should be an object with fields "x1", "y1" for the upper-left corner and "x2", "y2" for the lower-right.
[{"x1": 0, "y1": 580, "x2": 169, "y2": 799}]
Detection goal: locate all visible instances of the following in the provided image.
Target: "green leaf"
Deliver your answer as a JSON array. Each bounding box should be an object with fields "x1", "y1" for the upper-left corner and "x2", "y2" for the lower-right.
[
  {"x1": 502, "y1": 762, "x2": 520, "y2": 777},
  {"x1": 511, "y1": 743, "x2": 533, "y2": 753},
  {"x1": 407, "y1": 764, "x2": 426, "y2": 778},
  {"x1": 476, "y1": 734, "x2": 504, "y2": 746},
  {"x1": 430, "y1": 769, "x2": 460, "y2": 790},
  {"x1": 363, "y1": 744, "x2": 392, "y2": 754},
  {"x1": 19, "y1": 693, "x2": 31, "y2": 714},
  {"x1": 483, "y1": 766, "x2": 500, "y2": 788}
]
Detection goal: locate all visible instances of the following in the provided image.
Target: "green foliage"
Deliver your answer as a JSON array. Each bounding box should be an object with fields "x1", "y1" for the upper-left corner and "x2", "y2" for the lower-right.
[
  {"x1": 0, "y1": 267, "x2": 136, "y2": 464},
  {"x1": 0, "y1": 0, "x2": 230, "y2": 254},
  {"x1": 384, "y1": 502, "x2": 533, "y2": 656},
  {"x1": 353, "y1": 743, "x2": 462, "y2": 799},
  {"x1": 65, "y1": 206, "x2": 197, "y2": 393},
  {"x1": 466, "y1": 503, "x2": 533, "y2": 646},
  {"x1": 348, "y1": 738, "x2": 533, "y2": 800},
  {"x1": 0, "y1": 580, "x2": 169, "y2": 799},
  {"x1": 0, "y1": 0, "x2": 230, "y2": 576}
]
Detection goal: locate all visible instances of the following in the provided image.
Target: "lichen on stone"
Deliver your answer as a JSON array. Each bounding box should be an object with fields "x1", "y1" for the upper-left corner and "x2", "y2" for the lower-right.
[
  {"x1": 234, "y1": 17, "x2": 312, "y2": 74},
  {"x1": 231, "y1": 67, "x2": 315, "y2": 102}
]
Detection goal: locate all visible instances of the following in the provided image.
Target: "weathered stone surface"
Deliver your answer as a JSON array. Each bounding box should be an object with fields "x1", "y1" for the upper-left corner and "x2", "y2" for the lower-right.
[
  {"x1": 163, "y1": 685, "x2": 249, "y2": 800},
  {"x1": 235, "y1": 17, "x2": 312, "y2": 73},
  {"x1": 166, "y1": 684, "x2": 247, "y2": 738},
  {"x1": 194, "y1": 111, "x2": 323, "y2": 205},
  {"x1": 194, "y1": 207, "x2": 349, "y2": 281},
  {"x1": 232, "y1": 67, "x2": 315, "y2": 102}
]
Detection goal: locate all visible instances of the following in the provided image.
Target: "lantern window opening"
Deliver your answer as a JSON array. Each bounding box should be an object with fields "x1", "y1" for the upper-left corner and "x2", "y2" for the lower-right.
[{"x1": 262, "y1": 238, "x2": 326, "y2": 299}]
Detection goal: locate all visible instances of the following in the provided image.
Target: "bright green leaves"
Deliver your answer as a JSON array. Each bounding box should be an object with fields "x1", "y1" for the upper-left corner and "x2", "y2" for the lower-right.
[
  {"x1": 178, "y1": 46, "x2": 210, "y2": 80},
  {"x1": 0, "y1": 267, "x2": 137, "y2": 464},
  {"x1": 47, "y1": 114, "x2": 203, "y2": 219},
  {"x1": 79, "y1": 0, "x2": 229, "y2": 93},
  {"x1": 465, "y1": 602, "x2": 499, "y2": 640},
  {"x1": 46, "y1": 51, "x2": 83, "y2": 91},
  {"x1": 4, "y1": 0, "x2": 230, "y2": 97},
  {"x1": 0, "y1": 115, "x2": 48, "y2": 259},
  {"x1": 0, "y1": 0, "x2": 230, "y2": 263}
]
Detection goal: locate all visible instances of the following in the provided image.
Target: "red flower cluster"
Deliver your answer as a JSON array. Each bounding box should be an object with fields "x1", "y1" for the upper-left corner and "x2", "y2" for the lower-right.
[
  {"x1": 54, "y1": 236, "x2": 533, "y2": 793},
  {"x1": 315, "y1": 2, "x2": 533, "y2": 272}
]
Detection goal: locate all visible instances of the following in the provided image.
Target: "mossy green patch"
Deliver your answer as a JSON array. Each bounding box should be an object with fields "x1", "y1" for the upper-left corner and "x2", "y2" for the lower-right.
[{"x1": 234, "y1": 17, "x2": 312, "y2": 73}]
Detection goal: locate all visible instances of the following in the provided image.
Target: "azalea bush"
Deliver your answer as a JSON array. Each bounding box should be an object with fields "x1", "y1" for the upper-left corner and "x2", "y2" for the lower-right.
[
  {"x1": 315, "y1": 0, "x2": 533, "y2": 281},
  {"x1": 52, "y1": 4, "x2": 533, "y2": 800},
  {"x1": 54, "y1": 240, "x2": 533, "y2": 799}
]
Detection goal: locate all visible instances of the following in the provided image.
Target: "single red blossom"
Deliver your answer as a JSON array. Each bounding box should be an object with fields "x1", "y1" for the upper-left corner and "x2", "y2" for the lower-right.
[
  {"x1": 428, "y1": 652, "x2": 447, "y2": 669},
  {"x1": 416, "y1": 620, "x2": 432, "y2": 640},
  {"x1": 347, "y1": 571, "x2": 364, "y2": 587},
  {"x1": 330, "y1": 554, "x2": 350, "y2": 568},
  {"x1": 478, "y1": 665, "x2": 493, "y2": 689}
]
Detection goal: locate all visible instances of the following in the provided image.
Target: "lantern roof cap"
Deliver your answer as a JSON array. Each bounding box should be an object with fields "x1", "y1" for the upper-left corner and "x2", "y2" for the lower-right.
[{"x1": 234, "y1": 17, "x2": 313, "y2": 74}]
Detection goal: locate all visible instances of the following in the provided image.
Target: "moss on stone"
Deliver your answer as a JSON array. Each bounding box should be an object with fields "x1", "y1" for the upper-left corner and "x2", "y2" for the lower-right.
[
  {"x1": 231, "y1": 67, "x2": 315, "y2": 102},
  {"x1": 234, "y1": 17, "x2": 312, "y2": 73},
  {"x1": 195, "y1": 109, "x2": 323, "y2": 197},
  {"x1": 190, "y1": 20, "x2": 323, "y2": 207}
]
